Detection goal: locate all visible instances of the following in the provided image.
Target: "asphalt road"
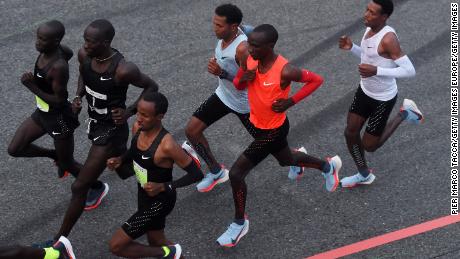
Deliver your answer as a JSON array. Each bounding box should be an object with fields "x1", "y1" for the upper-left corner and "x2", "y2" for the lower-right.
[{"x1": 0, "y1": 0, "x2": 457, "y2": 258}]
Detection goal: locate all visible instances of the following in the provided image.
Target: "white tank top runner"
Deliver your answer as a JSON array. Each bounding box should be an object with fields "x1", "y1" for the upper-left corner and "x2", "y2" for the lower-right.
[
  {"x1": 215, "y1": 30, "x2": 250, "y2": 114},
  {"x1": 360, "y1": 25, "x2": 398, "y2": 101}
]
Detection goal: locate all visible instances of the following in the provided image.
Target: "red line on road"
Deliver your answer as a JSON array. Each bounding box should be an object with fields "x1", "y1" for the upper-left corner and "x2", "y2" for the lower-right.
[{"x1": 306, "y1": 215, "x2": 460, "y2": 259}]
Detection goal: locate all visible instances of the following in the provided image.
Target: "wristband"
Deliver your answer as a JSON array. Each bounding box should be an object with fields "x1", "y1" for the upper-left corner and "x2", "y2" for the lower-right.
[{"x1": 218, "y1": 69, "x2": 229, "y2": 79}]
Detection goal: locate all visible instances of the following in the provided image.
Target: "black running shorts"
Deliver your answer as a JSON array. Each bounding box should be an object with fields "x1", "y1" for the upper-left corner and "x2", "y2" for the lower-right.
[
  {"x1": 242, "y1": 118, "x2": 290, "y2": 165},
  {"x1": 31, "y1": 106, "x2": 79, "y2": 140},
  {"x1": 349, "y1": 86, "x2": 397, "y2": 136},
  {"x1": 122, "y1": 186, "x2": 176, "y2": 239},
  {"x1": 87, "y1": 120, "x2": 128, "y2": 153},
  {"x1": 193, "y1": 93, "x2": 250, "y2": 129}
]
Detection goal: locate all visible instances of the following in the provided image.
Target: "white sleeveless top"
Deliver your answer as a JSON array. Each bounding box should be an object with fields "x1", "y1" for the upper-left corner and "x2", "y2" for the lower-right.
[
  {"x1": 360, "y1": 25, "x2": 398, "y2": 101},
  {"x1": 215, "y1": 31, "x2": 250, "y2": 114}
]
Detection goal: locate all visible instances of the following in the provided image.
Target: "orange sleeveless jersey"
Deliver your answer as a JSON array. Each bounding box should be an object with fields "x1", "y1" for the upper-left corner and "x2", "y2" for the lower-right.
[{"x1": 246, "y1": 55, "x2": 290, "y2": 129}]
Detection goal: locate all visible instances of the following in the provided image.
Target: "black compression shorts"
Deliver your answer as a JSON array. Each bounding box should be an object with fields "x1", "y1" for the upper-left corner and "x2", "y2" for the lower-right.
[
  {"x1": 349, "y1": 86, "x2": 397, "y2": 136},
  {"x1": 87, "y1": 120, "x2": 128, "y2": 154},
  {"x1": 121, "y1": 186, "x2": 176, "y2": 239},
  {"x1": 193, "y1": 93, "x2": 251, "y2": 129},
  {"x1": 242, "y1": 118, "x2": 290, "y2": 165},
  {"x1": 31, "y1": 106, "x2": 79, "y2": 140}
]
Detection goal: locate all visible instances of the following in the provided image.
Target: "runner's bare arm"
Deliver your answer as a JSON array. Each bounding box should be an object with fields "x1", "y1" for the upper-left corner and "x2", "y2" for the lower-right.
[
  {"x1": 162, "y1": 135, "x2": 204, "y2": 190},
  {"x1": 21, "y1": 60, "x2": 69, "y2": 106},
  {"x1": 117, "y1": 62, "x2": 160, "y2": 119}
]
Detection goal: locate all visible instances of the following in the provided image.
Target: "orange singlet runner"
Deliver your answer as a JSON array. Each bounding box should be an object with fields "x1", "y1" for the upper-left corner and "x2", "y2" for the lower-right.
[{"x1": 246, "y1": 54, "x2": 289, "y2": 129}]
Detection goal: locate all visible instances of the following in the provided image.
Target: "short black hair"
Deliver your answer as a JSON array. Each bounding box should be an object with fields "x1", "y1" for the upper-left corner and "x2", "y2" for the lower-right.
[
  {"x1": 44, "y1": 20, "x2": 65, "y2": 40},
  {"x1": 141, "y1": 90, "x2": 168, "y2": 115},
  {"x1": 373, "y1": 0, "x2": 393, "y2": 17},
  {"x1": 215, "y1": 4, "x2": 243, "y2": 25},
  {"x1": 88, "y1": 19, "x2": 115, "y2": 41},
  {"x1": 253, "y1": 24, "x2": 278, "y2": 45}
]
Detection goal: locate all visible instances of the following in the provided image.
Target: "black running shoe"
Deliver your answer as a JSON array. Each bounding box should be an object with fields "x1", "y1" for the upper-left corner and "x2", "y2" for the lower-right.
[{"x1": 84, "y1": 183, "x2": 109, "y2": 211}]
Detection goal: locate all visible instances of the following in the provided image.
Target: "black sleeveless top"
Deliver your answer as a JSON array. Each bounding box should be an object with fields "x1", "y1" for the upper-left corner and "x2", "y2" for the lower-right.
[
  {"x1": 33, "y1": 47, "x2": 69, "y2": 112},
  {"x1": 81, "y1": 49, "x2": 129, "y2": 122},
  {"x1": 129, "y1": 127, "x2": 173, "y2": 185}
]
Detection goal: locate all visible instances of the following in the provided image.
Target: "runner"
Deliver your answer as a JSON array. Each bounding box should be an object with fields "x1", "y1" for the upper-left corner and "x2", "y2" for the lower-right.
[
  {"x1": 216, "y1": 24, "x2": 342, "y2": 247},
  {"x1": 185, "y1": 3, "x2": 250, "y2": 192},
  {"x1": 338, "y1": 0, "x2": 422, "y2": 187},
  {"x1": 107, "y1": 91, "x2": 203, "y2": 258}
]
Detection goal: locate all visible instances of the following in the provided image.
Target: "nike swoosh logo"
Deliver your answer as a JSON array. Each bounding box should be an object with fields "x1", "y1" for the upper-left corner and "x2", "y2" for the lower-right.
[
  {"x1": 52, "y1": 131, "x2": 61, "y2": 135},
  {"x1": 36, "y1": 73, "x2": 44, "y2": 78},
  {"x1": 142, "y1": 155, "x2": 151, "y2": 160},
  {"x1": 263, "y1": 82, "x2": 275, "y2": 86},
  {"x1": 367, "y1": 46, "x2": 373, "y2": 48},
  {"x1": 221, "y1": 56, "x2": 228, "y2": 60},
  {"x1": 93, "y1": 136, "x2": 101, "y2": 141},
  {"x1": 100, "y1": 76, "x2": 112, "y2": 81}
]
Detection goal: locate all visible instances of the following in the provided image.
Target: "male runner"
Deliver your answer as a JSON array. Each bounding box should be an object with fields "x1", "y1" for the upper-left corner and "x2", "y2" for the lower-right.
[
  {"x1": 339, "y1": 0, "x2": 423, "y2": 187},
  {"x1": 185, "y1": 3, "x2": 250, "y2": 192},
  {"x1": 107, "y1": 91, "x2": 202, "y2": 259},
  {"x1": 0, "y1": 236, "x2": 75, "y2": 259},
  {"x1": 44, "y1": 19, "x2": 159, "y2": 244},
  {"x1": 7, "y1": 20, "x2": 103, "y2": 207},
  {"x1": 216, "y1": 24, "x2": 342, "y2": 247}
]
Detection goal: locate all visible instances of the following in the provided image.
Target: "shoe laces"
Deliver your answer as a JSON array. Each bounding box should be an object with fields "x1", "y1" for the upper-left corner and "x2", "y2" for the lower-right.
[
  {"x1": 226, "y1": 223, "x2": 243, "y2": 236},
  {"x1": 355, "y1": 173, "x2": 369, "y2": 181},
  {"x1": 204, "y1": 172, "x2": 217, "y2": 180}
]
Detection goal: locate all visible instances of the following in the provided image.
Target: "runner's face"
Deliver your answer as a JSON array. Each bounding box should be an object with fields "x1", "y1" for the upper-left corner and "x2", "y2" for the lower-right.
[
  {"x1": 35, "y1": 25, "x2": 58, "y2": 53},
  {"x1": 364, "y1": 2, "x2": 387, "y2": 27},
  {"x1": 83, "y1": 26, "x2": 107, "y2": 57},
  {"x1": 213, "y1": 15, "x2": 232, "y2": 39},
  {"x1": 136, "y1": 99, "x2": 162, "y2": 131},
  {"x1": 248, "y1": 31, "x2": 270, "y2": 60}
]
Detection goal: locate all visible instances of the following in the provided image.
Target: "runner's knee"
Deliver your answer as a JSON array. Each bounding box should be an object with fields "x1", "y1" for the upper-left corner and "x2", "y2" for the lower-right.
[
  {"x1": 362, "y1": 143, "x2": 378, "y2": 152},
  {"x1": 229, "y1": 169, "x2": 246, "y2": 183},
  {"x1": 7, "y1": 142, "x2": 21, "y2": 157},
  {"x1": 109, "y1": 238, "x2": 124, "y2": 256},
  {"x1": 71, "y1": 180, "x2": 91, "y2": 196},
  {"x1": 344, "y1": 126, "x2": 360, "y2": 139}
]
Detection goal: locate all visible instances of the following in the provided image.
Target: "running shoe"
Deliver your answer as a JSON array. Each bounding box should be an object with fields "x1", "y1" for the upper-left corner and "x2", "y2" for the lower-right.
[
  {"x1": 52, "y1": 236, "x2": 76, "y2": 259},
  {"x1": 163, "y1": 244, "x2": 182, "y2": 259},
  {"x1": 84, "y1": 183, "x2": 109, "y2": 211},
  {"x1": 181, "y1": 141, "x2": 201, "y2": 168},
  {"x1": 401, "y1": 99, "x2": 424, "y2": 124},
  {"x1": 216, "y1": 219, "x2": 249, "y2": 247},
  {"x1": 196, "y1": 166, "x2": 229, "y2": 192},
  {"x1": 322, "y1": 156, "x2": 342, "y2": 192},
  {"x1": 54, "y1": 160, "x2": 70, "y2": 179},
  {"x1": 340, "y1": 172, "x2": 376, "y2": 188},
  {"x1": 288, "y1": 146, "x2": 307, "y2": 180}
]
